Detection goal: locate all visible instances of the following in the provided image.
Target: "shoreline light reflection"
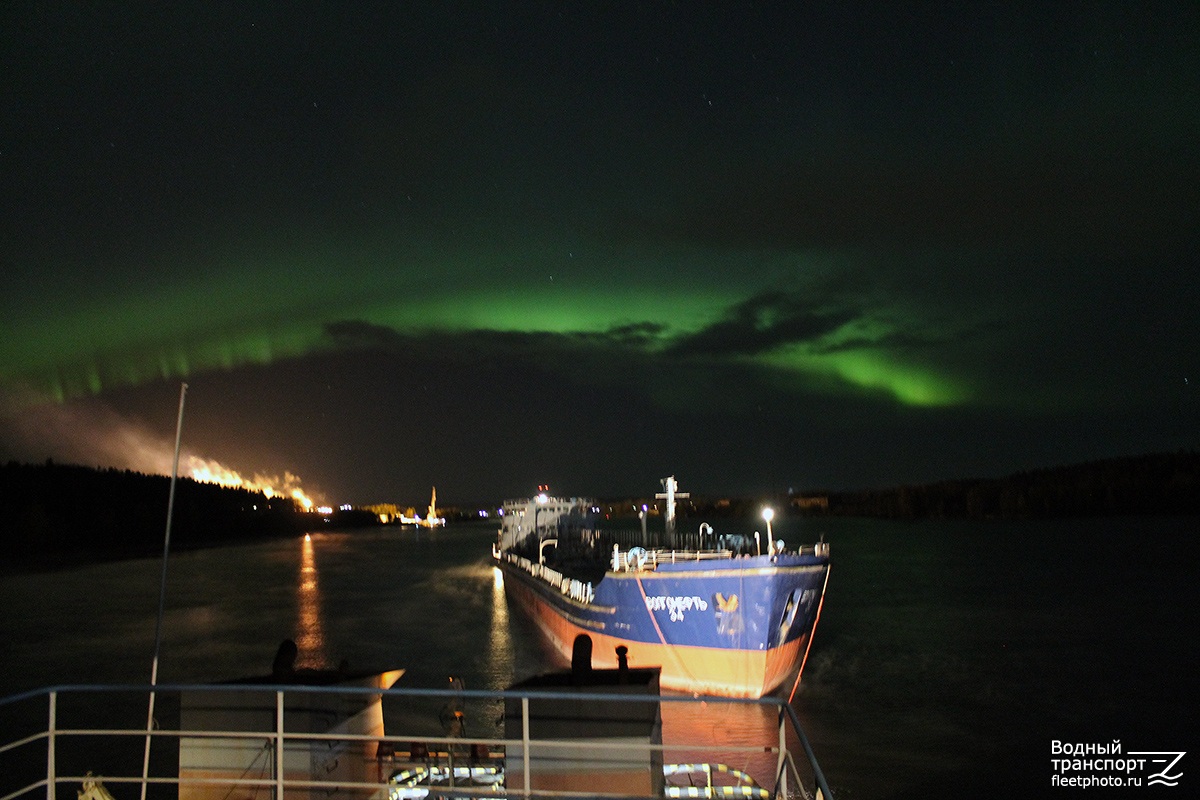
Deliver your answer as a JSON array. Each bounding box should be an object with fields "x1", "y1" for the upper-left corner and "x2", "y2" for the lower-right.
[{"x1": 296, "y1": 532, "x2": 327, "y2": 668}]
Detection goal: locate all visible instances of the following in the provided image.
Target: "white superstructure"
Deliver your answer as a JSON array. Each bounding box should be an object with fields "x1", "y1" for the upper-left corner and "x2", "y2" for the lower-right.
[{"x1": 498, "y1": 493, "x2": 595, "y2": 551}]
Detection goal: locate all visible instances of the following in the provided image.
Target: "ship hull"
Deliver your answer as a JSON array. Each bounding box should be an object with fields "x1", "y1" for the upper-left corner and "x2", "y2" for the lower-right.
[{"x1": 497, "y1": 552, "x2": 829, "y2": 698}]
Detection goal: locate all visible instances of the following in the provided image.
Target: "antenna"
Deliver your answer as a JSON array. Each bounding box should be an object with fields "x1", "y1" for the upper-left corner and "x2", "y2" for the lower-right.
[
  {"x1": 141, "y1": 382, "x2": 187, "y2": 800},
  {"x1": 655, "y1": 475, "x2": 690, "y2": 544}
]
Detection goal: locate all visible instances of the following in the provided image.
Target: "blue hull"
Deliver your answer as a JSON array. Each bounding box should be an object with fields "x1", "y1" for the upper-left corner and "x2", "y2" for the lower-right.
[{"x1": 497, "y1": 551, "x2": 830, "y2": 697}]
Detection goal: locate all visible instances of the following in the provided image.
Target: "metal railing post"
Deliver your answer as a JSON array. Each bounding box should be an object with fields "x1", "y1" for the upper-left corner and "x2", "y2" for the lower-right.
[
  {"x1": 521, "y1": 696, "x2": 531, "y2": 798},
  {"x1": 776, "y1": 706, "x2": 789, "y2": 798},
  {"x1": 786, "y1": 704, "x2": 835, "y2": 800},
  {"x1": 275, "y1": 691, "x2": 285, "y2": 800},
  {"x1": 46, "y1": 692, "x2": 57, "y2": 800}
]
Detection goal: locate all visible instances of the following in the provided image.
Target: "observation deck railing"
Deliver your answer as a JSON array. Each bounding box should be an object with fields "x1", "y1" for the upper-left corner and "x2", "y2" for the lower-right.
[{"x1": 0, "y1": 683, "x2": 832, "y2": 800}]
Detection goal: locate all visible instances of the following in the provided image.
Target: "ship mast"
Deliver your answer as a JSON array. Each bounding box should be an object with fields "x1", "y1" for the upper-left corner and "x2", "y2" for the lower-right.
[{"x1": 656, "y1": 475, "x2": 689, "y2": 547}]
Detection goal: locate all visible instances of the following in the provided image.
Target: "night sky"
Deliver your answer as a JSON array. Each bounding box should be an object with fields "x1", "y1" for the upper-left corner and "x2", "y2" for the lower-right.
[{"x1": 2, "y1": 3, "x2": 1197, "y2": 506}]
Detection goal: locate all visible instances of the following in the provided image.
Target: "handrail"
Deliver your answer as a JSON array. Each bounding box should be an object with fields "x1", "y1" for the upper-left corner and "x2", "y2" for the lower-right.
[{"x1": 1, "y1": 683, "x2": 833, "y2": 800}]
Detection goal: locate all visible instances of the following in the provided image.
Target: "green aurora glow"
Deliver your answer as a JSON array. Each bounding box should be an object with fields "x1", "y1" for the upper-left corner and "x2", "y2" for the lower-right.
[{"x1": 0, "y1": 228, "x2": 989, "y2": 412}]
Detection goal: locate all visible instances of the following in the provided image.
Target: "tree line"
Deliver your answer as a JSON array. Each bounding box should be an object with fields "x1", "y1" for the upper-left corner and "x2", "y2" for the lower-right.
[
  {"x1": 809, "y1": 450, "x2": 1200, "y2": 520},
  {"x1": 0, "y1": 460, "x2": 323, "y2": 569},
  {"x1": 3, "y1": 449, "x2": 1196, "y2": 569}
]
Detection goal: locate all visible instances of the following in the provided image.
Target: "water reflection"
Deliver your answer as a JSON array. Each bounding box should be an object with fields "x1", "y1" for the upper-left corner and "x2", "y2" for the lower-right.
[
  {"x1": 295, "y1": 533, "x2": 327, "y2": 667},
  {"x1": 661, "y1": 699, "x2": 787, "y2": 787},
  {"x1": 487, "y1": 566, "x2": 514, "y2": 689}
]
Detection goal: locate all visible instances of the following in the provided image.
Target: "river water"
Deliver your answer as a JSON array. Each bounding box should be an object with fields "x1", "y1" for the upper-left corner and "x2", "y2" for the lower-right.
[{"x1": 1, "y1": 515, "x2": 1194, "y2": 798}]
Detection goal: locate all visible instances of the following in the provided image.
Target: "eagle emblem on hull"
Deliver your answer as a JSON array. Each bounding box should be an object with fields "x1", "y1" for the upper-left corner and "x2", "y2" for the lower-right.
[{"x1": 714, "y1": 592, "x2": 743, "y2": 637}]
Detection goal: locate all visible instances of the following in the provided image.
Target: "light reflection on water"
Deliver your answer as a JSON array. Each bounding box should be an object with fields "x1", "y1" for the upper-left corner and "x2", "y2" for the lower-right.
[
  {"x1": 295, "y1": 532, "x2": 326, "y2": 667},
  {"x1": 487, "y1": 566, "x2": 514, "y2": 685},
  {"x1": 660, "y1": 699, "x2": 798, "y2": 791}
]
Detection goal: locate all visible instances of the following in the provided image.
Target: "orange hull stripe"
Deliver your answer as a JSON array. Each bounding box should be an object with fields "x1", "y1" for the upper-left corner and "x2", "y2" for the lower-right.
[{"x1": 507, "y1": 575, "x2": 808, "y2": 698}]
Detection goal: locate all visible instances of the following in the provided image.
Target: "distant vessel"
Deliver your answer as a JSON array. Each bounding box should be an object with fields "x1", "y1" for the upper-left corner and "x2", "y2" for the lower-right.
[
  {"x1": 492, "y1": 478, "x2": 831, "y2": 698},
  {"x1": 402, "y1": 486, "x2": 446, "y2": 527}
]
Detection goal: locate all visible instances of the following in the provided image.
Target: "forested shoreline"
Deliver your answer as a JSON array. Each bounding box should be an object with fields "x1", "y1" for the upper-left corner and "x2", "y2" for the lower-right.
[
  {"x1": 2, "y1": 450, "x2": 1196, "y2": 570},
  {"x1": 661, "y1": 450, "x2": 1200, "y2": 522},
  {"x1": 0, "y1": 461, "x2": 331, "y2": 571},
  {"x1": 813, "y1": 450, "x2": 1200, "y2": 520}
]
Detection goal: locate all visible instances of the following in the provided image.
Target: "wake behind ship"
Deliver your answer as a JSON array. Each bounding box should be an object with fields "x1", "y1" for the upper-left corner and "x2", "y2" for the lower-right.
[{"x1": 493, "y1": 479, "x2": 831, "y2": 698}]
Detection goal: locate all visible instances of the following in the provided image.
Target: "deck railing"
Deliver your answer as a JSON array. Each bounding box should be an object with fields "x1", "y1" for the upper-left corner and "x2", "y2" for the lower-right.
[{"x1": 0, "y1": 684, "x2": 832, "y2": 800}]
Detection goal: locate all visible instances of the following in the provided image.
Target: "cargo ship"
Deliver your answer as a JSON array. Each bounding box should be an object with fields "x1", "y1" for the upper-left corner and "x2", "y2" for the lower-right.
[{"x1": 492, "y1": 478, "x2": 831, "y2": 698}]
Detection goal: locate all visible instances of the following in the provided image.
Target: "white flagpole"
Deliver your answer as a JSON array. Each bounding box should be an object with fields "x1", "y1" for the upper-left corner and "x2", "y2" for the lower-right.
[{"x1": 141, "y1": 382, "x2": 187, "y2": 800}]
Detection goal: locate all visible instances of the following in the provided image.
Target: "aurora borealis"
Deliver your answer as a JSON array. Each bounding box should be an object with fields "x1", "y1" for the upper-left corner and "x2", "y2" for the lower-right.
[{"x1": 2, "y1": 3, "x2": 1196, "y2": 504}]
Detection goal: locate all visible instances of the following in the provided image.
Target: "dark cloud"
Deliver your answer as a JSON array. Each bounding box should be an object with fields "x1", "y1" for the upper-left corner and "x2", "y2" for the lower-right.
[
  {"x1": 325, "y1": 320, "x2": 407, "y2": 348},
  {"x1": 6, "y1": 287, "x2": 1195, "y2": 507},
  {"x1": 576, "y1": 322, "x2": 669, "y2": 348},
  {"x1": 807, "y1": 324, "x2": 969, "y2": 357},
  {"x1": 668, "y1": 291, "x2": 858, "y2": 358}
]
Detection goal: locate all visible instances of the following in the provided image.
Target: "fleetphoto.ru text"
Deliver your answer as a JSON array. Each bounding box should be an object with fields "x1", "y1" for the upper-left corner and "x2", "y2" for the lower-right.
[{"x1": 1051, "y1": 740, "x2": 1185, "y2": 789}]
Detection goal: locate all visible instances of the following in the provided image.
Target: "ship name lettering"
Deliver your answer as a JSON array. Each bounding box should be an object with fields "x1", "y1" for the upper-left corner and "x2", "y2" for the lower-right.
[{"x1": 645, "y1": 595, "x2": 709, "y2": 621}]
